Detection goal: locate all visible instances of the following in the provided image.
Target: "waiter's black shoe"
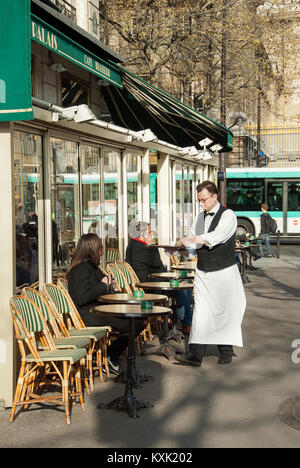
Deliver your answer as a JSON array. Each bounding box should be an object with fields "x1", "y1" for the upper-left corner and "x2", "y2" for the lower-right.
[
  {"x1": 218, "y1": 355, "x2": 233, "y2": 365},
  {"x1": 174, "y1": 352, "x2": 202, "y2": 366}
]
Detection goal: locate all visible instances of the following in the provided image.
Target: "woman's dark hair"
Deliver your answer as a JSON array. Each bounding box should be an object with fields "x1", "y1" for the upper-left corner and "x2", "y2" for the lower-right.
[
  {"x1": 66, "y1": 233, "x2": 103, "y2": 278},
  {"x1": 196, "y1": 180, "x2": 218, "y2": 196}
]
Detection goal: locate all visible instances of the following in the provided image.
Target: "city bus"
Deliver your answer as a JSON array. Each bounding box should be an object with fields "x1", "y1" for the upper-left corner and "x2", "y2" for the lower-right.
[{"x1": 226, "y1": 167, "x2": 300, "y2": 237}]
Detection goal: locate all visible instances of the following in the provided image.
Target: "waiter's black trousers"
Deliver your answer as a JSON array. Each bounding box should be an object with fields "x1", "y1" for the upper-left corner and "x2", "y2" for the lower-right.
[{"x1": 189, "y1": 344, "x2": 233, "y2": 361}]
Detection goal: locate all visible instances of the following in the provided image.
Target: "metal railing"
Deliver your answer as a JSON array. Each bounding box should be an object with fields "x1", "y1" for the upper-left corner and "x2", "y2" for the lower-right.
[{"x1": 244, "y1": 124, "x2": 300, "y2": 168}]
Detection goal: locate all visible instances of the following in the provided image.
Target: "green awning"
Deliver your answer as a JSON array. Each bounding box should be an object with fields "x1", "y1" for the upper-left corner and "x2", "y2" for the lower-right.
[
  {"x1": 102, "y1": 67, "x2": 233, "y2": 152},
  {"x1": 31, "y1": 15, "x2": 123, "y2": 88},
  {"x1": 0, "y1": 0, "x2": 33, "y2": 122}
]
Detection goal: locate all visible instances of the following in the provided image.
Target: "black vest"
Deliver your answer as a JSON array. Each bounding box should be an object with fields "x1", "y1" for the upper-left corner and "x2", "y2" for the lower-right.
[{"x1": 196, "y1": 205, "x2": 236, "y2": 272}]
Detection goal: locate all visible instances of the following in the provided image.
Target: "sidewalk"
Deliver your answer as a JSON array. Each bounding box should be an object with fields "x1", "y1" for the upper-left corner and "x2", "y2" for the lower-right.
[{"x1": 1, "y1": 245, "x2": 300, "y2": 448}]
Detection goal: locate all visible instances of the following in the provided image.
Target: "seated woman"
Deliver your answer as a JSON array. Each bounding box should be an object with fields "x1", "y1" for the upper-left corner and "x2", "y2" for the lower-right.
[
  {"x1": 126, "y1": 221, "x2": 166, "y2": 282},
  {"x1": 125, "y1": 220, "x2": 193, "y2": 334},
  {"x1": 67, "y1": 233, "x2": 147, "y2": 375}
]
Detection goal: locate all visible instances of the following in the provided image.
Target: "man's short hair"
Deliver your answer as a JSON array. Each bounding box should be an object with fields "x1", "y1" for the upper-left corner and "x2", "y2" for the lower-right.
[
  {"x1": 196, "y1": 180, "x2": 218, "y2": 196},
  {"x1": 261, "y1": 203, "x2": 268, "y2": 210}
]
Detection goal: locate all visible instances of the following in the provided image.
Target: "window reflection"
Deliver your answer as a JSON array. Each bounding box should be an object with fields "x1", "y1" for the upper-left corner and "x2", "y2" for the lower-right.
[
  {"x1": 176, "y1": 164, "x2": 183, "y2": 240},
  {"x1": 127, "y1": 154, "x2": 139, "y2": 224},
  {"x1": 14, "y1": 131, "x2": 42, "y2": 288},
  {"x1": 50, "y1": 138, "x2": 79, "y2": 276},
  {"x1": 81, "y1": 145, "x2": 101, "y2": 235},
  {"x1": 103, "y1": 149, "x2": 120, "y2": 250},
  {"x1": 288, "y1": 183, "x2": 300, "y2": 211}
]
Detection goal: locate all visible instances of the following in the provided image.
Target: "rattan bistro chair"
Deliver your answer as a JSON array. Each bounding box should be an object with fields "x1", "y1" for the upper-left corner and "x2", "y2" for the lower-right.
[
  {"x1": 9, "y1": 296, "x2": 87, "y2": 425},
  {"x1": 106, "y1": 263, "x2": 132, "y2": 293},
  {"x1": 22, "y1": 287, "x2": 91, "y2": 392},
  {"x1": 105, "y1": 248, "x2": 121, "y2": 264},
  {"x1": 107, "y1": 263, "x2": 153, "y2": 347},
  {"x1": 116, "y1": 263, "x2": 153, "y2": 341},
  {"x1": 115, "y1": 263, "x2": 136, "y2": 293},
  {"x1": 57, "y1": 278, "x2": 68, "y2": 291},
  {"x1": 43, "y1": 283, "x2": 111, "y2": 389}
]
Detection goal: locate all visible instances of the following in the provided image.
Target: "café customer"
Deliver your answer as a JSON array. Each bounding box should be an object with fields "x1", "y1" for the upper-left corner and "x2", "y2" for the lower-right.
[{"x1": 67, "y1": 233, "x2": 147, "y2": 375}]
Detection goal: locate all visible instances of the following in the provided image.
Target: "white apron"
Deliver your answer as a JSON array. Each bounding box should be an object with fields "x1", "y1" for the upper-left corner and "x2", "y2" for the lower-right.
[{"x1": 189, "y1": 264, "x2": 246, "y2": 347}]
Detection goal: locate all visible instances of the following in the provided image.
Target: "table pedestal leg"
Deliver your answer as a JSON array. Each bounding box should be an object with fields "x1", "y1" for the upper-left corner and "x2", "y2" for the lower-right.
[
  {"x1": 116, "y1": 367, "x2": 154, "y2": 388},
  {"x1": 168, "y1": 294, "x2": 184, "y2": 343},
  {"x1": 141, "y1": 311, "x2": 176, "y2": 360},
  {"x1": 97, "y1": 317, "x2": 151, "y2": 418},
  {"x1": 241, "y1": 250, "x2": 250, "y2": 284}
]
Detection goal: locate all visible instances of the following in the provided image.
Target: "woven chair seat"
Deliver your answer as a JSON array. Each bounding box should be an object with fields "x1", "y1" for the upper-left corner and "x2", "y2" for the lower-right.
[
  {"x1": 26, "y1": 347, "x2": 87, "y2": 364},
  {"x1": 37, "y1": 335, "x2": 91, "y2": 350},
  {"x1": 68, "y1": 327, "x2": 109, "y2": 341}
]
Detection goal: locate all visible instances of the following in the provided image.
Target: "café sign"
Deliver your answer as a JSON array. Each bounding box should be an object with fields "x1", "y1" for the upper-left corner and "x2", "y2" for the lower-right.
[{"x1": 31, "y1": 15, "x2": 122, "y2": 88}]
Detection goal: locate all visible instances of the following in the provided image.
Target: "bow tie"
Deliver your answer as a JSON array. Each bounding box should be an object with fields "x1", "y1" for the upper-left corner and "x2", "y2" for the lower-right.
[{"x1": 204, "y1": 211, "x2": 215, "y2": 218}]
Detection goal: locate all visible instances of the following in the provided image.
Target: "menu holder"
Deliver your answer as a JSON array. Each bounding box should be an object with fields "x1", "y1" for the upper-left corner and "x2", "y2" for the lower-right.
[
  {"x1": 141, "y1": 300, "x2": 153, "y2": 310},
  {"x1": 133, "y1": 290, "x2": 144, "y2": 298},
  {"x1": 170, "y1": 279, "x2": 180, "y2": 287},
  {"x1": 179, "y1": 270, "x2": 188, "y2": 278}
]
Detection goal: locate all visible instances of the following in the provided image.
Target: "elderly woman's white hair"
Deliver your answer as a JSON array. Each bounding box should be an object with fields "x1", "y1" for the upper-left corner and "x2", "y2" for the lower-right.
[{"x1": 128, "y1": 219, "x2": 149, "y2": 239}]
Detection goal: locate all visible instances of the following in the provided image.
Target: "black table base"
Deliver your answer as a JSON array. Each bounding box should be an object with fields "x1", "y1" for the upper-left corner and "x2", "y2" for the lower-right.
[
  {"x1": 97, "y1": 317, "x2": 152, "y2": 418},
  {"x1": 116, "y1": 368, "x2": 154, "y2": 388},
  {"x1": 97, "y1": 395, "x2": 152, "y2": 418}
]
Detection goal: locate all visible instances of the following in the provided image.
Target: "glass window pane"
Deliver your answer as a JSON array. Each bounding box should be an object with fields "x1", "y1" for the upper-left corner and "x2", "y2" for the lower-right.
[
  {"x1": 226, "y1": 178, "x2": 264, "y2": 211},
  {"x1": 14, "y1": 131, "x2": 42, "y2": 287},
  {"x1": 150, "y1": 155, "x2": 158, "y2": 238},
  {"x1": 176, "y1": 164, "x2": 183, "y2": 239},
  {"x1": 267, "y1": 183, "x2": 283, "y2": 211},
  {"x1": 127, "y1": 154, "x2": 139, "y2": 224},
  {"x1": 288, "y1": 183, "x2": 300, "y2": 211},
  {"x1": 50, "y1": 138, "x2": 79, "y2": 275},
  {"x1": 104, "y1": 149, "x2": 120, "y2": 250},
  {"x1": 183, "y1": 166, "x2": 190, "y2": 235},
  {"x1": 81, "y1": 145, "x2": 101, "y2": 235}
]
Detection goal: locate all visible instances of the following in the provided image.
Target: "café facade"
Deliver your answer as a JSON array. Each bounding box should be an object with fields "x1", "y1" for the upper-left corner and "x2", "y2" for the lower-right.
[{"x1": 0, "y1": 0, "x2": 233, "y2": 406}]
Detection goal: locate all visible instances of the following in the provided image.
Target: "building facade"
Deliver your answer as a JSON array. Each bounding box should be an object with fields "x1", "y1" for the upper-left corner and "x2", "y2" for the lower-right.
[{"x1": 0, "y1": 0, "x2": 233, "y2": 407}]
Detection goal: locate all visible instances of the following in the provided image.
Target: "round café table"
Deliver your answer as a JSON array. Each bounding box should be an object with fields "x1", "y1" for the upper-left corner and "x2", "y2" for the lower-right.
[
  {"x1": 97, "y1": 293, "x2": 168, "y2": 385},
  {"x1": 235, "y1": 246, "x2": 250, "y2": 284},
  {"x1": 149, "y1": 271, "x2": 194, "y2": 281},
  {"x1": 136, "y1": 281, "x2": 194, "y2": 349},
  {"x1": 171, "y1": 262, "x2": 197, "y2": 271},
  {"x1": 92, "y1": 304, "x2": 171, "y2": 418}
]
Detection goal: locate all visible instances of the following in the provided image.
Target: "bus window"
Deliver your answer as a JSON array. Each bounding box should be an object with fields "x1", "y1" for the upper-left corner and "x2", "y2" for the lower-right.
[
  {"x1": 288, "y1": 183, "x2": 300, "y2": 211},
  {"x1": 226, "y1": 178, "x2": 264, "y2": 211},
  {"x1": 267, "y1": 183, "x2": 283, "y2": 211}
]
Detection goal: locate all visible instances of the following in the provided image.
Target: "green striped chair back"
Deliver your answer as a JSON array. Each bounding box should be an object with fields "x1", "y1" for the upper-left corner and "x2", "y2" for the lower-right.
[
  {"x1": 57, "y1": 278, "x2": 68, "y2": 291},
  {"x1": 106, "y1": 249, "x2": 120, "y2": 263},
  {"x1": 43, "y1": 283, "x2": 71, "y2": 317},
  {"x1": 123, "y1": 262, "x2": 140, "y2": 284},
  {"x1": 10, "y1": 296, "x2": 44, "y2": 334},
  {"x1": 23, "y1": 288, "x2": 51, "y2": 322},
  {"x1": 116, "y1": 263, "x2": 133, "y2": 286},
  {"x1": 107, "y1": 263, "x2": 129, "y2": 291}
]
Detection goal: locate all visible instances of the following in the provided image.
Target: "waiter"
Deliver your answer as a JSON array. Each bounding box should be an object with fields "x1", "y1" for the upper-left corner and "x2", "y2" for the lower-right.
[{"x1": 175, "y1": 180, "x2": 246, "y2": 366}]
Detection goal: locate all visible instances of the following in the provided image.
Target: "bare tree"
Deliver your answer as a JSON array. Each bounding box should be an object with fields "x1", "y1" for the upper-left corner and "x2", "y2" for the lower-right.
[{"x1": 98, "y1": 0, "x2": 299, "y2": 124}]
